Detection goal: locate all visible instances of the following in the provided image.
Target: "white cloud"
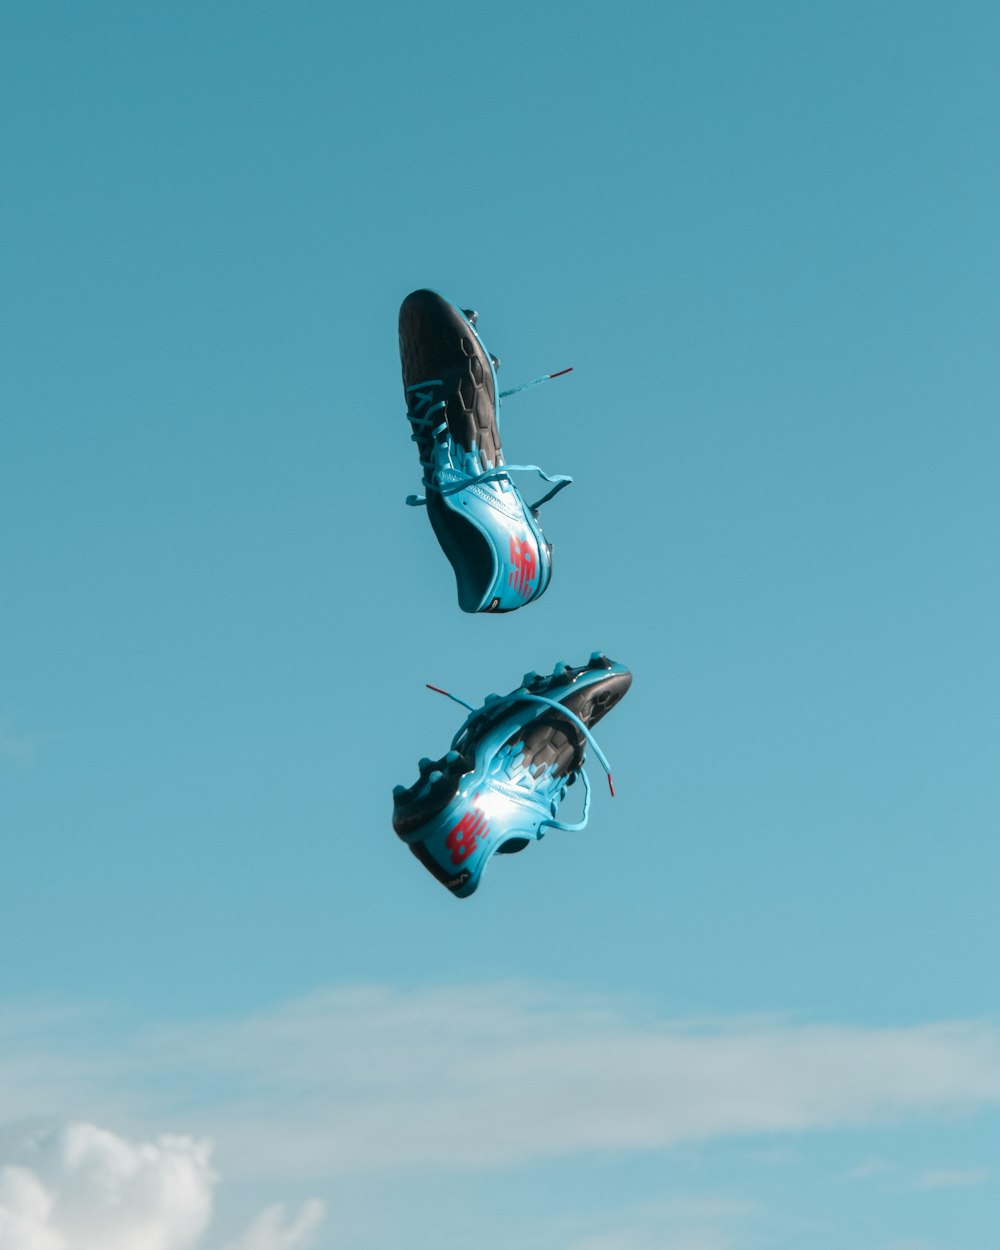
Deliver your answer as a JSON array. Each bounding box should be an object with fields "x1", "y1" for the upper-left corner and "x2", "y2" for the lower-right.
[
  {"x1": 0, "y1": 1124, "x2": 326, "y2": 1250},
  {"x1": 0, "y1": 1165, "x2": 64, "y2": 1250},
  {"x1": 0, "y1": 1123, "x2": 213, "y2": 1250}
]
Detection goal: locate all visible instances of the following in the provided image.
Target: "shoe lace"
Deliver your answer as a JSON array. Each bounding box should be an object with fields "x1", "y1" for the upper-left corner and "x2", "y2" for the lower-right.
[
  {"x1": 425, "y1": 682, "x2": 615, "y2": 834},
  {"x1": 404, "y1": 370, "x2": 574, "y2": 514}
]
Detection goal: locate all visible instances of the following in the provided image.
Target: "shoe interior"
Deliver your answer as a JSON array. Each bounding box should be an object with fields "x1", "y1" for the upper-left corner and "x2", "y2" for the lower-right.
[{"x1": 427, "y1": 495, "x2": 496, "y2": 613}]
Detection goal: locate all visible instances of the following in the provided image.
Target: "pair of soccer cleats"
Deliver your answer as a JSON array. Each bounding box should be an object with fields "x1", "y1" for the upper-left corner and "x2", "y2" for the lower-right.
[{"x1": 396, "y1": 291, "x2": 631, "y2": 896}]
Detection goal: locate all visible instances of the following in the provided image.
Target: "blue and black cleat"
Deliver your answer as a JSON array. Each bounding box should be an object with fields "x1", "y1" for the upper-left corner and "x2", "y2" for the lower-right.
[
  {"x1": 393, "y1": 654, "x2": 632, "y2": 897},
  {"x1": 398, "y1": 289, "x2": 573, "y2": 613}
]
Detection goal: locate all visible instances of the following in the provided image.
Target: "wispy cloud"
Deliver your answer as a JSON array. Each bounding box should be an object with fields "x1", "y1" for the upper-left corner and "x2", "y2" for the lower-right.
[
  {"x1": 562, "y1": 1196, "x2": 759, "y2": 1250},
  {"x1": 0, "y1": 715, "x2": 47, "y2": 768},
  {"x1": 842, "y1": 1156, "x2": 899, "y2": 1180},
  {"x1": 912, "y1": 1167, "x2": 992, "y2": 1190},
  {"x1": 153, "y1": 986, "x2": 1000, "y2": 1176},
  {"x1": 2, "y1": 983, "x2": 999, "y2": 1183},
  {"x1": 218, "y1": 1200, "x2": 325, "y2": 1250}
]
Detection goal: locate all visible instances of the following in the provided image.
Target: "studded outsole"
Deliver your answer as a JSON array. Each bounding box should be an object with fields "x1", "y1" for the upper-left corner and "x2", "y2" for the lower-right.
[{"x1": 399, "y1": 289, "x2": 502, "y2": 473}]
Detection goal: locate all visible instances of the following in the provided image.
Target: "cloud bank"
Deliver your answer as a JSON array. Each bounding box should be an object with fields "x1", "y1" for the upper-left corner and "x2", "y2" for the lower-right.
[{"x1": 3, "y1": 984, "x2": 999, "y2": 1181}]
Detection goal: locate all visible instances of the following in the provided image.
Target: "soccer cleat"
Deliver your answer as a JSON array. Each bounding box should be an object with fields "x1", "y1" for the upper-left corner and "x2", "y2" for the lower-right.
[
  {"x1": 398, "y1": 289, "x2": 573, "y2": 613},
  {"x1": 393, "y1": 653, "x2": 632, "y2": 897}
]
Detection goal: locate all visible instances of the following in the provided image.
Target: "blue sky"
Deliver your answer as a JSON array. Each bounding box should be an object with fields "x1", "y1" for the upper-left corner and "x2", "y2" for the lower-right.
[{"x1": 1, "y1": 2, "x2": 998, "y2": 1247}]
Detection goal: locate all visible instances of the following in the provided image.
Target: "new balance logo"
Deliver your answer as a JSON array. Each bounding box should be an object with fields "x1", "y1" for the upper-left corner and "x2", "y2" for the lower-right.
[
  {"x1": 508, "y1": 534, "x2": 537, "y2": 599},
  {"x1": 445, "y1": 807, "x2": 490, "y2": 864}
]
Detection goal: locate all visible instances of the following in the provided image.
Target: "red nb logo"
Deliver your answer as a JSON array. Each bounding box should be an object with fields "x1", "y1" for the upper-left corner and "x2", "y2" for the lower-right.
[
  {"x1": 508, "y1": 534, "x2": 537, "y2": 599},
  {"x1": 445, "y1": 808, "x2": 489, "y2": 864}
]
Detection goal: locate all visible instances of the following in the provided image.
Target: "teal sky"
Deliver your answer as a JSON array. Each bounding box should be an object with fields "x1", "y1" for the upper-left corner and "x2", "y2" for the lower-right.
[{"x1": 2, "y1": 2, "x2": 998, "y2": 1248}]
